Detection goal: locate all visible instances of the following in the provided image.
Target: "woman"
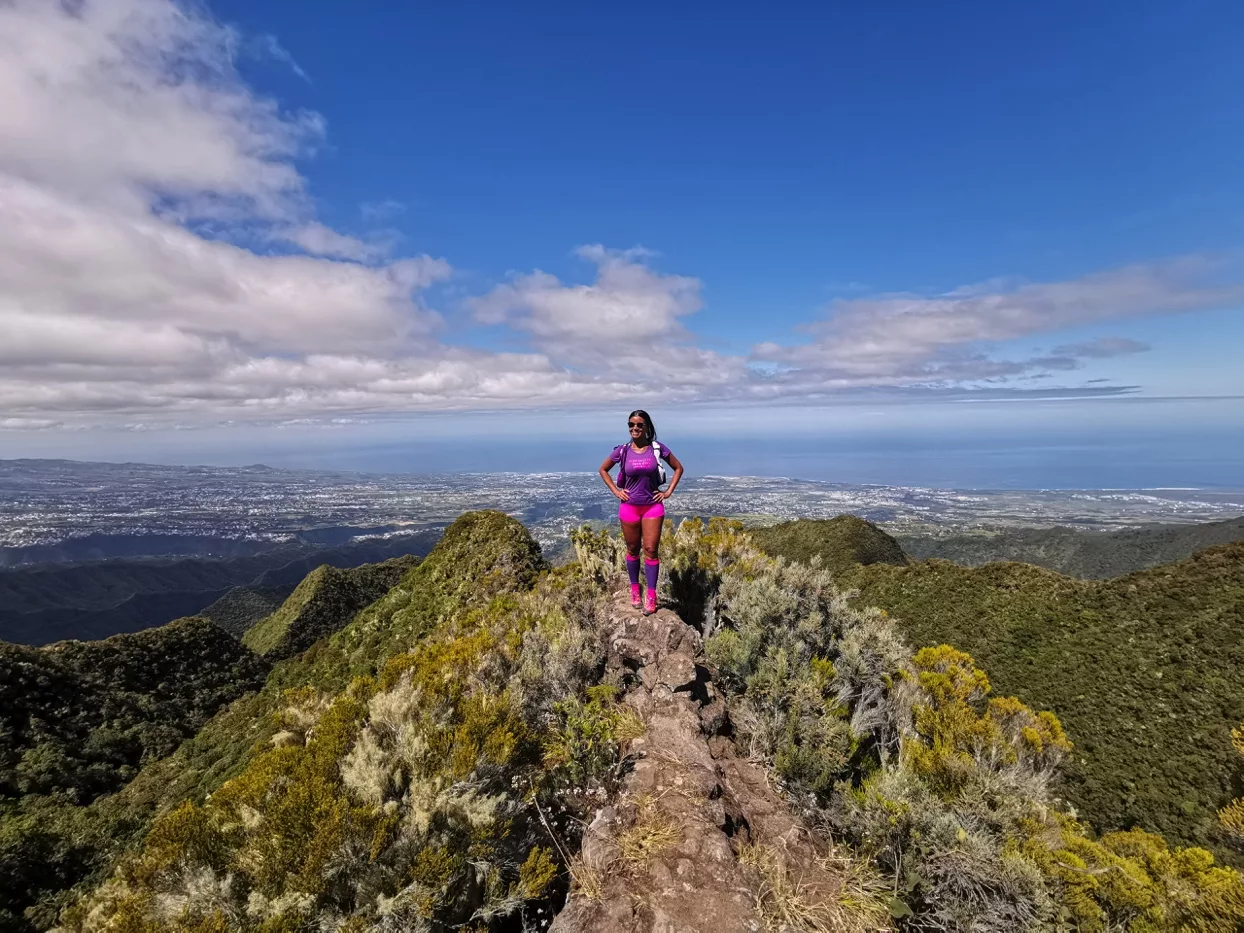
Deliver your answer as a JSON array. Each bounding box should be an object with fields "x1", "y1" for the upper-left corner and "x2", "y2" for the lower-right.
[{"x1": 598, "y1": 409, "x2": 684, "y2": 614}]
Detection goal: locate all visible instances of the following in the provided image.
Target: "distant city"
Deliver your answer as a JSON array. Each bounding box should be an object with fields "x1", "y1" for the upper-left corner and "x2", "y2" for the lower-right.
[{"x1": 3, "y1": 458, "x2": 1243, "y2": 566}]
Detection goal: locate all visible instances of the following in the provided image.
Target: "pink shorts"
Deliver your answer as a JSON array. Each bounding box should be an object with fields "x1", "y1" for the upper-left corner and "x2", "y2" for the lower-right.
[{"x1": 619, "y1": 501, "x2": 665, "y2": 523}]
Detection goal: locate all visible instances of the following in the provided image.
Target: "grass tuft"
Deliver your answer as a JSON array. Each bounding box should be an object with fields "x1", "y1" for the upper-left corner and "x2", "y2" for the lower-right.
[
  {"x1": 617, "y1": 796, "x2": 680, "y2": 866},
  {"x1": 739, "y1": 842, "x2": 891, "y2": 933}
]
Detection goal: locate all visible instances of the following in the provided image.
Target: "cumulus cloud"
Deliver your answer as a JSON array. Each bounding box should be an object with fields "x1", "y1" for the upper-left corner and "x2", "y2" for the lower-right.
[
  {"x1": 0, "y1": 0, "x2": 1234, "y2": 428},
  {"x1": 0, "y1": 0, "x2": 472, "y2": 419},
  {"x1": 0, "y1": 0, "x2": 707, "y2": 422},
  {"x1": 0, "y1": 0, "x2": 315, "y2": 218},
  {"x1": 472, "y1": 245, "x2": 748, "y2": 396},
  {"x1": 753, "y1": 259, "x2": 1242, "y2": 390}
]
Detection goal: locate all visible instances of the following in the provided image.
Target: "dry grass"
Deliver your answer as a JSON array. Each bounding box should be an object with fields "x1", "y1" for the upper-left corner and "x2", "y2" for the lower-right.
[
  {"x1": 738, "y1": 842, "x2": 892, "y2": 933},
  {"x1": 615, "y1": 708, "x2": 647, "y2": 742},
  {"x1": 567, "y1": 855, "x2": 607, "y2": 900},
  {"x1": 617, "y1": 794, "x2": 680, "y2": 866}
]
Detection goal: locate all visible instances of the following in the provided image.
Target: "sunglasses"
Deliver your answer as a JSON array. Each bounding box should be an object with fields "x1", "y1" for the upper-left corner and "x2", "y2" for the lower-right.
[{"x1": 628, "y1": 421, "x2": 646, "y2": 429}]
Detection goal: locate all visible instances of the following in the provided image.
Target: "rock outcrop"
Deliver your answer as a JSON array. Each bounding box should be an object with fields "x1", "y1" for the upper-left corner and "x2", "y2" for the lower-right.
[{"x1": 552, "y1": 592, "x2": 882, "y2": 933}]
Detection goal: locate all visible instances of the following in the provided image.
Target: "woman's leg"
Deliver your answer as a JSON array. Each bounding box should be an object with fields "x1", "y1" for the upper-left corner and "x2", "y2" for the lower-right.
[
  {"x1": 619, "y1": 512, "x2": 643, "y2": 605},
  {"x1": 641, "y1": 509, "x2": 664, "y2": 612}
]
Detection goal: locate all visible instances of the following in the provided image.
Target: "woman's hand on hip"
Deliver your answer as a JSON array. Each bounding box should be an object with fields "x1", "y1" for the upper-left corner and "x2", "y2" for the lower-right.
[
  {"x1": 652, "y1": 490, "x2": 668, "y2": 502},
  {"x1": 614, "y1": 487, "x2": 630, "y2": 502}
]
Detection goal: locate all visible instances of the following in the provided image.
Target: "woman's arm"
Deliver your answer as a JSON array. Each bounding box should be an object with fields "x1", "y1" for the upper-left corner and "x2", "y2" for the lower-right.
[
  {"x1": 654, "y1": 452, "x2": 684, "y2": 501},
  {"x1": 599, "y1": 455, "x2": 628, "y2": 501}
]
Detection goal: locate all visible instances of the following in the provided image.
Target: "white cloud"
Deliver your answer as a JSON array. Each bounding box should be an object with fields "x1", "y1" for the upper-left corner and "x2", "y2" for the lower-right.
[
  {"x1": 0, "y1": 417, "x2": 63, "y2": 431},
  {"x1": 472, "y1": 245, "x2": 748, "y2": 396},
  {"x1": 279, "y1": 222, "x2": 390, "y2": 263},
  {"x1": 475, "y1": 245, "x2": 699, "y2": 344},
  {"x1": 0, "y1": 0, "x2": 1235, "y2": 429},
  {"x1": 0, "y1": 0, "x2": 315, "y2": 218},
  {"x1": 753, "y1": 258, "x2": 1244, "y2": 389},
  {"x1": 0, "y1": 0, "x2": 470, "y2": 419}
]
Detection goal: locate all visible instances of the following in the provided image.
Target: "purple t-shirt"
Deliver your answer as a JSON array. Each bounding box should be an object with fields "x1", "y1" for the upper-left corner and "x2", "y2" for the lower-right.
[{"x1": 610, "y1": 442, "x2": 673, "y2": 506}]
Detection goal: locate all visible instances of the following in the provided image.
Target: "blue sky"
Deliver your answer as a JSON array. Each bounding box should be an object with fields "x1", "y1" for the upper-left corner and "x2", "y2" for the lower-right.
[
  {"x1": 230, "y1": 0, "x2": 1244, "y2": 311},
  {"x1": 0, "y1": 0, "x2": 1241, "y2": 480}
]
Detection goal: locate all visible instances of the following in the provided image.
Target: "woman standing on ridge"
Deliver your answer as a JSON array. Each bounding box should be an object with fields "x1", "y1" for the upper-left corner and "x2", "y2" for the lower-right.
[{"x1": 599, "y1": 409, "x2": 684, "y2": 614}]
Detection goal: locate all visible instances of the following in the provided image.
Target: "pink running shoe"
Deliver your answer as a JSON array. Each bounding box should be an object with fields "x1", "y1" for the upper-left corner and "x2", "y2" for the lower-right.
[
  {"x1": 643, "y1": 591, "x2": 657, "y2": 615},
  {"x1": 630, "y1": 583, "x2": 642, "y2": 608}
]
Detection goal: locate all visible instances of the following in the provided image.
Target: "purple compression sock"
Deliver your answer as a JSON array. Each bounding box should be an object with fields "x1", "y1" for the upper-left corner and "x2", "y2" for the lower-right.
[
  {"x1": 626, "y1": 555, "x2": 641, "y2": 586},
  {"x1": 644, "y1": 558, "x2": 659, "y2": 594}
]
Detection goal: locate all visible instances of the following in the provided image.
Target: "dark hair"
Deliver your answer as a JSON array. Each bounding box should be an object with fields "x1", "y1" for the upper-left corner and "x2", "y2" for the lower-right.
[{"x1": 628, "y1": 409, "x2": 656, "y2": 444}]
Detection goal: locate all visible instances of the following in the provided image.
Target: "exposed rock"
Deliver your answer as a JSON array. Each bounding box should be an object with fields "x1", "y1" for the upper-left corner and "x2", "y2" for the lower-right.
[{"x1": 551, "y1": 592, "x2": 879, "y2": 933}]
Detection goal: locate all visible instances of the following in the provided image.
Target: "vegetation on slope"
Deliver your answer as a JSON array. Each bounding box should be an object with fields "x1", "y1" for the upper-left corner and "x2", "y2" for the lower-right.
[
  {"x1": 199, "y1": 586, "x2": 292, "y2": 639},
  {"x1": 749, "y1": 515, "x2": 909, "y2": 575},
  {"x1": 60, "y1": 513, "x2": 625, "y2": 932},
  {"x1": 0, "y1": 619, "x2": 270, "y2": 931},
  {"x1": 0, "y1": 548, "x2": 425, "y2": 932},
  {"x1": 11, "y1": 511, "x2": 1242, "y2": 932},
  {"x1": 898, "y1": 514, "x2": 1244, "y2": 579},
  {"x1": 0, "y1": 620, "x2": 269, "y2": 804},
  {"x1": 668, "y1": 518, "x2": 1244, "y2": 930},
  {"x1": 1222, "y1": 726, "x2": 1244, "y2": 843},
  {"x1": 749, "y1": 515, "x2": 1244, "y2": 859},
  {"x1": 242, "y1": 556, "x2": 418, "y2": 658},
  {"x1": 839, "y1": 543, "x2": 1244, "y2": 859}
]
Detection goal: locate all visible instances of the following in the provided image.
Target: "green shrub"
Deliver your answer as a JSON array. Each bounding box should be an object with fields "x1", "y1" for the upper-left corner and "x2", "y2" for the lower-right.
[
  {"x1": 1222, "y1": 725, "x2": 1244, "y2": 842},
  {"x1": 543, "y1": 684, "x2": 644, "y2": 791}
]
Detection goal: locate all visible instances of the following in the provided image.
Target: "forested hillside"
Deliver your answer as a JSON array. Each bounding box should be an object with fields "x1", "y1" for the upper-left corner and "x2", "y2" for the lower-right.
[
  {"x1": 242, "y1": 556, "x2": 417, "y2": 658},
  {"x1": 749, "y1": 514, "x2": 910, "y2": 573},
  {"x1": 0, "y1": 619, "x2": 270, "y2": 931},
  {"x1": 0, "y1": 554, "x2": 425, "y2": 932},
  {"x1": 898, "y1": 514, "x2": 1244, "y2": 578},
  {"x1": 751, "y1": 515, "x2": 1244, "y2": 859},
  {"x1": 198, "y1": 585, "x2": 291, "y2": 638},
  {"x1": 0, "y1": 619, "x2": 269, "y2": 805}
]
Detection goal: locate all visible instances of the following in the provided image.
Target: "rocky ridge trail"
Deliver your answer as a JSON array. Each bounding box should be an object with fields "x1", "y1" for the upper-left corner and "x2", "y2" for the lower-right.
[{"x1": 551, "y1": 591, "x2": 886, "y2": 933}]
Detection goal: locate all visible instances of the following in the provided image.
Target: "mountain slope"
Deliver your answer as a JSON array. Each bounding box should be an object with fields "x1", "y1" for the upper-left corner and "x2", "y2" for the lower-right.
[
  {"x1": 836, "y1": 541, "x2": 1244, "y2": 857},
  {"x1": 242, "y1": 556, "x2": 418, "y2": 658},
  {"x1": 748, "y1": 515, "x2": 909, "y2": 574},
  {"x1": 0, "y1": 619, "x2": 269, "y2": 805},
  {"x1": 7, "y1": 513, "x2": 1243, "y2": 932},
  {"x1": 198, "y1": 585, "x2": 291, "y2": 638},
  {"x1": 898, "y1": 514, "x2": 1244, "y2": 578},
  {"x1": 0, "y1": 513, "x2": 546, "y2": 933},
  {"x1": 58, "y1": 511, "x2": 586, "y2": 932},
  {"x1": 0, "y1": 618, "x2": 271, "y2": 931}
]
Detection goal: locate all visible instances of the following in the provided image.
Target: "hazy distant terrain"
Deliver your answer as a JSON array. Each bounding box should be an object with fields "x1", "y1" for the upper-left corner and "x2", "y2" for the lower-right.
[
  {"x1": 6, "y1": 459, "x2": 1243, "y2": 563},
  {"x1": 3, "y1": 458, "x2": 1242, "y2": 644},
  {"x1": 0, "y1": 534, "x2": 440, "y2": 645},
  {"x1": 898, "y1": 514, "x2": 1244, "y2": 578}
]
